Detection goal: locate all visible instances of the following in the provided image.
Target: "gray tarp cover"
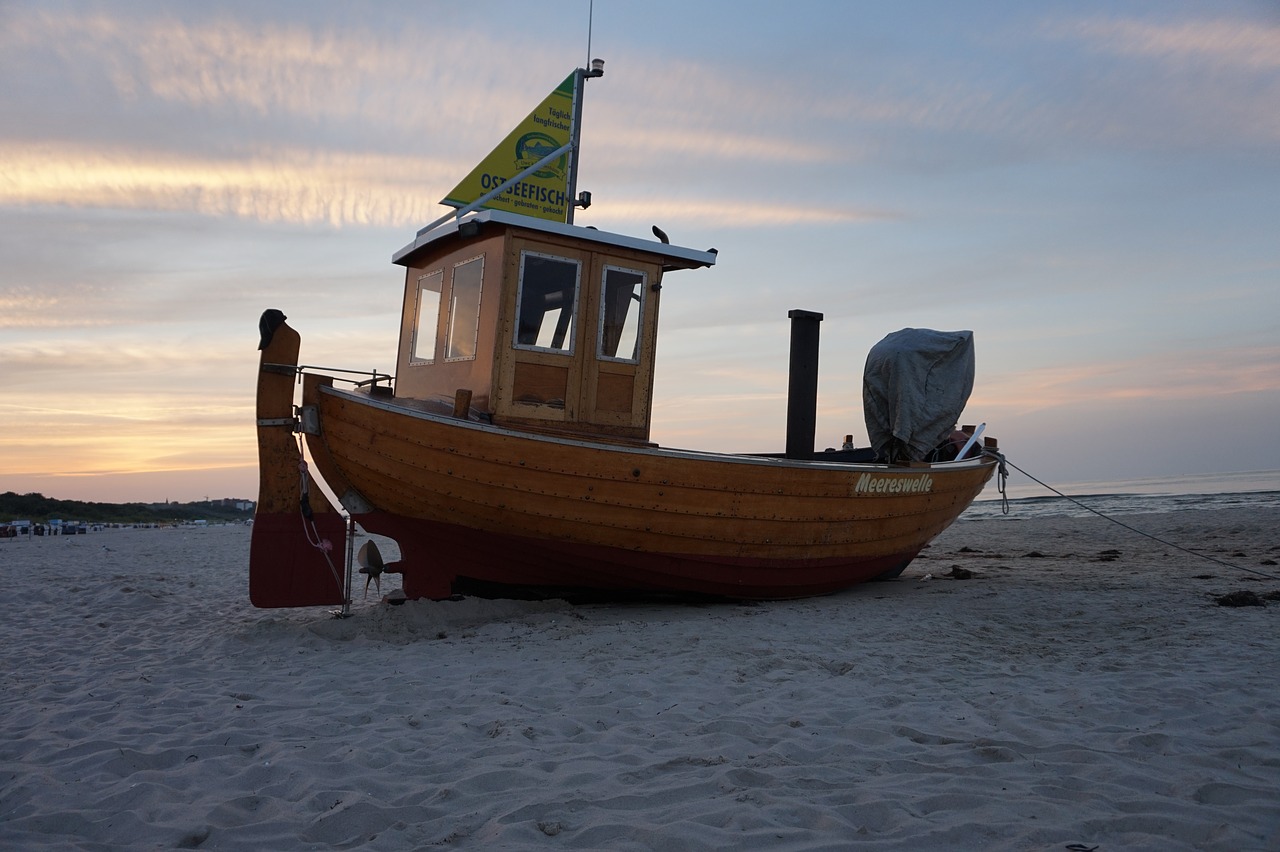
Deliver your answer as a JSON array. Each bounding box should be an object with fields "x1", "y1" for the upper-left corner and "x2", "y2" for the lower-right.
[{"x1": 863, "y1": 328, "x2": 975, "y2": 461}]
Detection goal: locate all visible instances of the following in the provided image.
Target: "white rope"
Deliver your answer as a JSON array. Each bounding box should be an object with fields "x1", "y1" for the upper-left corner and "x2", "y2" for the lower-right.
[{"x1": 295, "y1": 444, "x2": 345, "y2": 593}]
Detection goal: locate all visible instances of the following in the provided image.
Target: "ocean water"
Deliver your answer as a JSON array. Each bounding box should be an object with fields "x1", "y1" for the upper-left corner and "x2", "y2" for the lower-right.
[{"x1": 963, "y1": 468, "x2": 1280, "y2": 521}]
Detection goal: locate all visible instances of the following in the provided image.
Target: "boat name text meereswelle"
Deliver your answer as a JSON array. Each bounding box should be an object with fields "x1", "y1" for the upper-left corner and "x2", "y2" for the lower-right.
[{"x1": 854, "y1": 473, "x2": 934, "y2": 495}]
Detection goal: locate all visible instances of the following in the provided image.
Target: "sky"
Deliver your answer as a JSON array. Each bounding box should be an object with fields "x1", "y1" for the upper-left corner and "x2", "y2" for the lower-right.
[{"x1": 2, "y1": 0, "x2": 1278, "y2": 504}]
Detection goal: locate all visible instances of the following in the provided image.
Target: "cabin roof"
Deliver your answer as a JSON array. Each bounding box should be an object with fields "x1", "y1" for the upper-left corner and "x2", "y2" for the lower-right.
[{"x1": 392, "y1": 209, "x2": 718, "y2": 272}]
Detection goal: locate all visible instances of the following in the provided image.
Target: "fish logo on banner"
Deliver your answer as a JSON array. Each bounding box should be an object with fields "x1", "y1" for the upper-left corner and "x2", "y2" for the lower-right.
[{"x1": 441, "y1": 73, "x2": 576, "y2": 223}]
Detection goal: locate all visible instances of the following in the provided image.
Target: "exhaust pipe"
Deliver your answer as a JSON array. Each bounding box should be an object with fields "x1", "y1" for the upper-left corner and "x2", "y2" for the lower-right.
[{"x1": 785, "y1": 309, "x2": 823, "y2": 460}]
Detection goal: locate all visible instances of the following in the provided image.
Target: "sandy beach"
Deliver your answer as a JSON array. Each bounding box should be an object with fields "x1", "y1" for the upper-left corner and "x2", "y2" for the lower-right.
[{"x1": 1, "y1": 506, "x2": 1277, "y2": 850}]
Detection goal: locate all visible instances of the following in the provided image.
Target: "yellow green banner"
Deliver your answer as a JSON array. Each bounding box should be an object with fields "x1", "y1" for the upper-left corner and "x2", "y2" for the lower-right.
[{"x1": 441, "y1": 73, "x2": 577, "y2": 222}]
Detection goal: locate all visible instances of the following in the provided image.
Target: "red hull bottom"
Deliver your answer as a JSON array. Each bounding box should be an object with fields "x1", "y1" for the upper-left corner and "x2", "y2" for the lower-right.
[{"x1": 355, "y1": 511, "x2": 918, "y2": 601}]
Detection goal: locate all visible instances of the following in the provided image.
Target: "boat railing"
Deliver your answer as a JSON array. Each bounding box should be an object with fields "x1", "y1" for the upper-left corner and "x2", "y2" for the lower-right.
[{"x1": 296, "y1": 365, "x2": 394, "y2": 394}]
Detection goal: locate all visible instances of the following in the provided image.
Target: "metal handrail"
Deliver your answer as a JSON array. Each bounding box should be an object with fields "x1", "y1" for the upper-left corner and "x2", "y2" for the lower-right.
[{"x1": 296, "y1": 365, "x2": 393, "y2": 388}]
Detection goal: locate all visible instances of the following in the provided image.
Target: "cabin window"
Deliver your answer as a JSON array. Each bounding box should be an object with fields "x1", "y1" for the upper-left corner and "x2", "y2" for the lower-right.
[
  {"x1": 598, "y1": 265, "x2": 646, "y2": 363},
  {"x1": 445, "y1": 255, "x2": 484, "y2": 361},
  {"x1": 411, "y1": 269, "x2": 444, "y2": 363},
  {"x1": 515, "y1": 251, "x2": 580, "y2": 353}
]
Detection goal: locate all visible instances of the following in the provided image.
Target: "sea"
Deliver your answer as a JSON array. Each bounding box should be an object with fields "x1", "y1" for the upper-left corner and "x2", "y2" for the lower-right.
[{"x1": 962, "y1": 469, "x2": 1280, "y2": 521}]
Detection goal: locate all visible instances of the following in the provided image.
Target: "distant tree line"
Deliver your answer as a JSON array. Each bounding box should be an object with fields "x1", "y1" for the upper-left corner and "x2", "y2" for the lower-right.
[{"x1": 0, "y1": 492, "x2": 254, "y2": 525}]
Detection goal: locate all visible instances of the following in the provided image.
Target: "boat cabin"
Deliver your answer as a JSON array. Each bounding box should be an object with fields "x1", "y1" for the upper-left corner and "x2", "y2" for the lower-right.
[{"x1": 390, "y1": 210, "x2": 717, "y2": 443}]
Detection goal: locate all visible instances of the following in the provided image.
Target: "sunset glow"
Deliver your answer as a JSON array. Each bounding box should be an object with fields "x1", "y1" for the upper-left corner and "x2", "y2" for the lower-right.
[{"x1": 2, "y1": 1, "x2": 1277, "y2": 503}]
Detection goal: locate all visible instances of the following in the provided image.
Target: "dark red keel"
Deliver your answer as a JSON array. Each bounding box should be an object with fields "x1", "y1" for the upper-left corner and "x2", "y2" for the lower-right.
[{"x1": 249, "y1": 511, "x2": 346, "y2": 607}]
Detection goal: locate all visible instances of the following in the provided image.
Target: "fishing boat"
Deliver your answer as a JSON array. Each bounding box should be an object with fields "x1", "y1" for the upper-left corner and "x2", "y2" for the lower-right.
[{"x1": 249, "y1": 62, "x2": 1000, "y2": 607}]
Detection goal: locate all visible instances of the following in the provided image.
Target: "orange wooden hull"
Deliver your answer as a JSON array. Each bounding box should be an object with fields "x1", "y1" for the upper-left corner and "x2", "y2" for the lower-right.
[{"x1": 300, "y1": 383, "x2": 996, "y2": 600}]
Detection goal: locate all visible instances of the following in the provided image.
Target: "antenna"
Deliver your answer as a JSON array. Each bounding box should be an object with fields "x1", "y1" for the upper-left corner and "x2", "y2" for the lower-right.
[{"x1": 567, "y1": 0, "x2": 603, "y2": 225}]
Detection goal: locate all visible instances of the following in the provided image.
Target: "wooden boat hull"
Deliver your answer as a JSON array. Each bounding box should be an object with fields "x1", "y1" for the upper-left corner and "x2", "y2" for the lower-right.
[
  {"x1": 336, "y1": 511, "x2": 929, "y2": 600},
  {"x1": 296, "y1": 380, "x2": 996, "y2": 601}
]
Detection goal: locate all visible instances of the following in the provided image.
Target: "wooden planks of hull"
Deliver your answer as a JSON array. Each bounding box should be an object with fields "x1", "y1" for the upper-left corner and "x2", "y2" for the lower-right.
[
  {"x1": 305, "y1": 386, "x2": 995, "y2": 599},
  {"x1": 357, "y1": 510, "x2": 920, "y2": 600}
]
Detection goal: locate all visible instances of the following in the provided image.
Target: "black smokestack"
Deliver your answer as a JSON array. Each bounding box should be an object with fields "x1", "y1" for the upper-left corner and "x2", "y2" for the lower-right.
[{"x1": 785, "y1": 309, "x2": 823, "y2": 460}]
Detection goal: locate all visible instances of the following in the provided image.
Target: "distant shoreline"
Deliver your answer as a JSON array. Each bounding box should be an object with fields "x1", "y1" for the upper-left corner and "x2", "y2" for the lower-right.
[{"x1": 976, "y1": 467, "x2": 1280, "y2": 502}]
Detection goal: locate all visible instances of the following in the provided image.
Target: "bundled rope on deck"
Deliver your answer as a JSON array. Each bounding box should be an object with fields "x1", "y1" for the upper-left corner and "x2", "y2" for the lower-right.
[{"x1": 983, "y1": 447, "x2": 1010, "y2": 515}]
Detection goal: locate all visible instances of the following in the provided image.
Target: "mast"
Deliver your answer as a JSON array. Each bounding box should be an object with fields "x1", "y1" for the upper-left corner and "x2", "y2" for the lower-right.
[{"x1": 565, "y1": 58, "x2": 605, "y2": 225}]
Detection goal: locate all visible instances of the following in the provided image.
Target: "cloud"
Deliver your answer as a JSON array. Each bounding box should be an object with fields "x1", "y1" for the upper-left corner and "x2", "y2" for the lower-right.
[
  {"x1": 0, "y1": 137, "x2": 891, "y2": 231},
  {"x1": 1056, "y1": 16, "x2": 1280, "y2": 71},
  {"x1": 0, "y1": 141, "x2": 449, "y2": 227},
  {"x1": 0, "y1": 325, "x2": 389, "y2": 485},
  {"x1": 0, "y1": 6, "x2": 1095, "y2": 225},
  {"x1": 1, "y1": 6, "x2": 1013, "y2": 179},
  {"x1": 976, "y1": 345, "x2": 1280, "y2": 414},
  {"x1": 0, "y1": 286, "x2": 77, "y2": 327},
  {"x1": 593, "y1": 196, "x2": 892, "y2": 228},
  {"x1": 3, "y1": 9, "x2": 515, "y2": 133},
  {"x1": 1035, "y1": 14, "x2": 1280, "y2": 147},
  {"x1": 0, "y1": 355, "x2": 257, "y2": 478},
  {"x1": 0, "y1": 6, "x2": 890, "y2": 230},
  {"x1": 0, "y1": 360, "x2": 256, "y2": 477},
  {"x1": 1, "y1": 336, "x2": 233, "y2": 382},
  {"x1": 0, "y1": 410, "x2": 254, "y2": 478},
  {"x1": 597, "y1": 121, "x2": 843, "y2": 166}
]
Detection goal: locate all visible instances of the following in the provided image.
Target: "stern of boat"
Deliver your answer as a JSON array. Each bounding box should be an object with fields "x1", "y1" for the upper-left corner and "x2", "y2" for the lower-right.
[{"x1": 249, "y1": 310, "x2": 348, "y2": 608}]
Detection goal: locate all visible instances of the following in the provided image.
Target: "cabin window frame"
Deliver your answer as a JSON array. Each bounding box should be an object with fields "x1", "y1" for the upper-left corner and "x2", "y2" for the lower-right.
[
  {"x1": 596, "y1": 264, "x2": 647, "y2": 365},
  {"x1": 443, "y1": 254, "x2": 485, "y2": 362},
  {"x1": 513, "y1": 250, "x2": 582, "y2": 356},
  {"x1": 409, "y1": 268, "x2": 445, "y2": 365}
]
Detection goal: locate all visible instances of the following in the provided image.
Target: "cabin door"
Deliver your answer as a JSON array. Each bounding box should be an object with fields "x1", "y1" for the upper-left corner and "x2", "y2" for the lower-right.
[
  {"x1": 581, "y1": 256, "x2": 660, "y2": 440},
  {"x1": 500, "y1": 240, "x2": 592, "y2": 424}
]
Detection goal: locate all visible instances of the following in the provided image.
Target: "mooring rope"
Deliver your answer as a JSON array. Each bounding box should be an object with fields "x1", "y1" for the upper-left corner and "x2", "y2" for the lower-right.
[
  {"x1": 295, "y1": 444, "x2": 346, "y2": 593},
  {"x1": 984, "y1": 450, "x2": 1280, "y2": 581}
]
